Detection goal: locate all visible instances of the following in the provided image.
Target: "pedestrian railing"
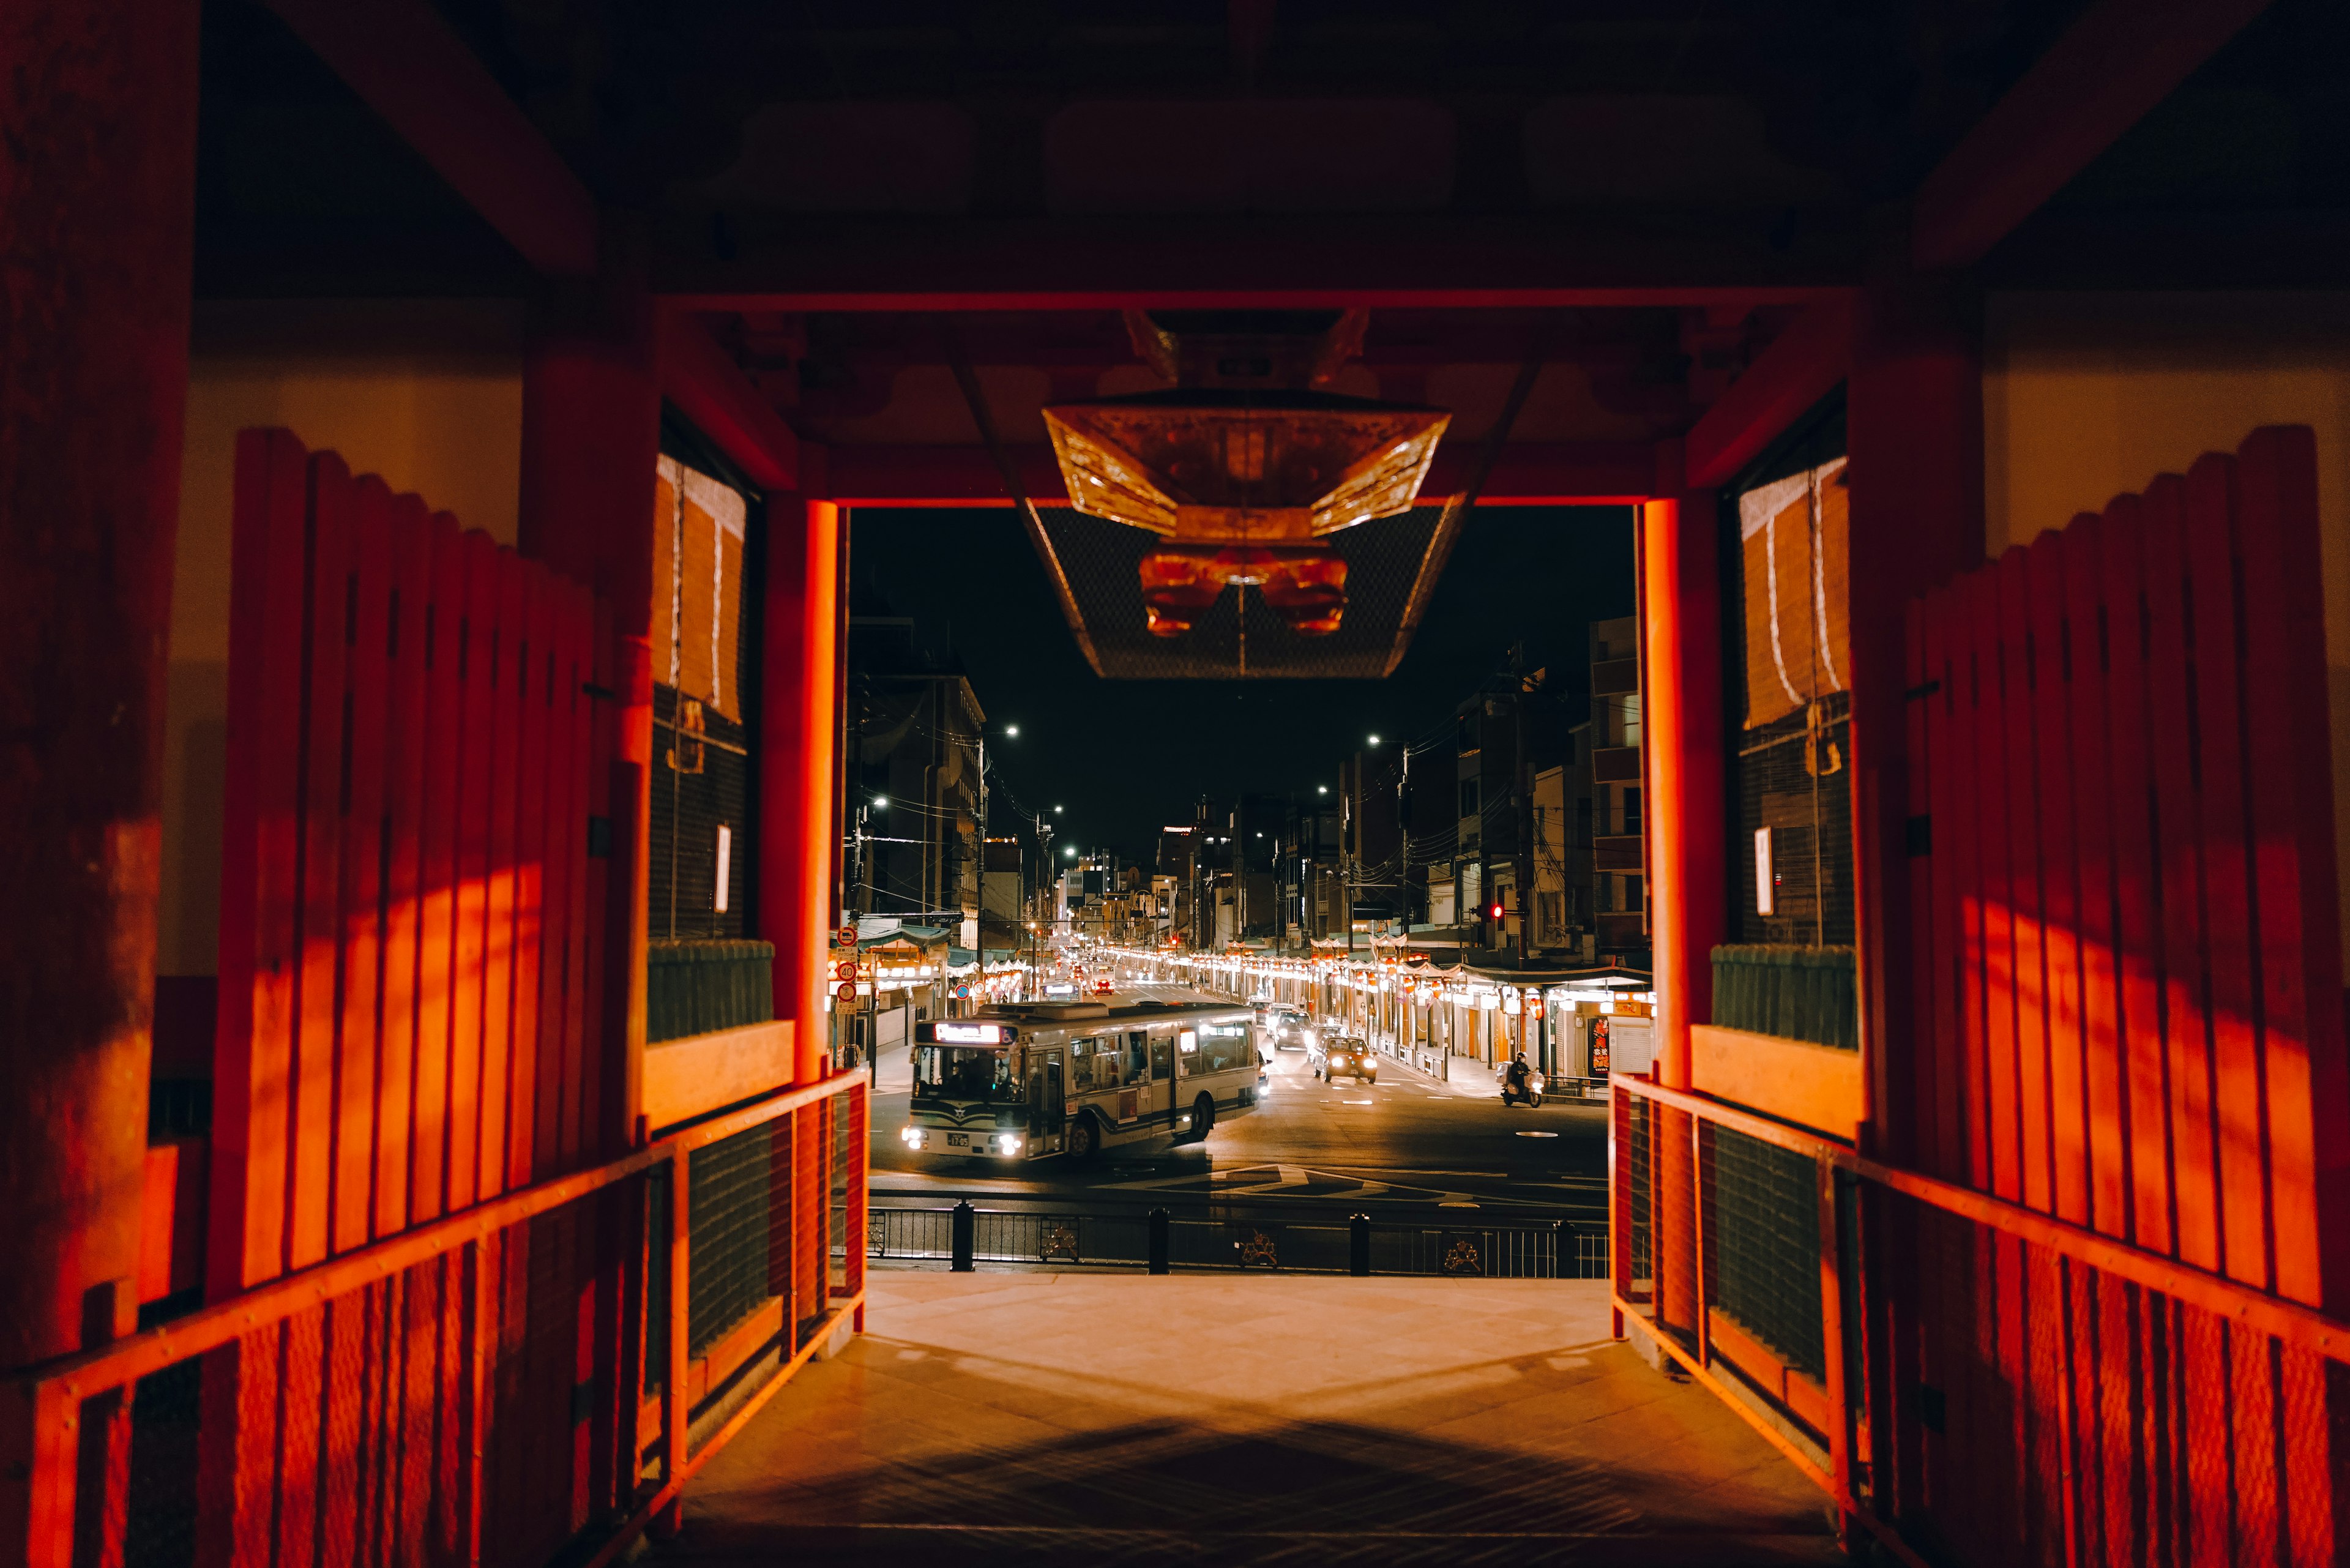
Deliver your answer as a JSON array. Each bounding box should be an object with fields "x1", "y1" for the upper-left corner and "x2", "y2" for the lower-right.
[
  {"x1": 867, "y1": 1204, "x2": 1608, "y2": 1279},
  {"x1": 1613, "y1": 1070, "x2": 2350, "y2": 1568},
  {"x1": 11, "y1": 1073, "x2": 868, "y2": 1568}
]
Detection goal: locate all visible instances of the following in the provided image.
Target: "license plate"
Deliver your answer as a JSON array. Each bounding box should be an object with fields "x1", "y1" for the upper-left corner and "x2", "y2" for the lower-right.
[{"x1": 946, "y1": 1132, "x2": 968, "y2": 1148}]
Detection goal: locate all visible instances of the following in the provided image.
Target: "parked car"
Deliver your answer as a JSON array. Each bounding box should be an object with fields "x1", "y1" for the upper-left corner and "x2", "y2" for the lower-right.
[{"x1": 1311, "y1": 1035, "x2": 1378, "y2": 1083}]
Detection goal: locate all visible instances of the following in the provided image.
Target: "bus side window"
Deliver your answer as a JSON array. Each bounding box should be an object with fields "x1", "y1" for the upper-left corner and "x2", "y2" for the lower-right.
[
  {"x1": 1124, "y1": 1032, "x2": 1150, "y2": 1087},
  {"x1": 1149, "y1": 1033, "x2": 1171, "y2": 1082}
]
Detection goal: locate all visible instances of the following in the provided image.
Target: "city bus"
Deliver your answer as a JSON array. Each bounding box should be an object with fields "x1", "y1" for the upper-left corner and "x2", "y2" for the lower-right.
[{"x1": 901, "y1": 998, "x2": 1263, "y2": 1162}]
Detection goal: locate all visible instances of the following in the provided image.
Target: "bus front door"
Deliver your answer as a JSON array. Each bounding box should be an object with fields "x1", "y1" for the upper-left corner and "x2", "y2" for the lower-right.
[{"x1": 1028, "y1": 1047, "x2": 1065, "y2": 1155}]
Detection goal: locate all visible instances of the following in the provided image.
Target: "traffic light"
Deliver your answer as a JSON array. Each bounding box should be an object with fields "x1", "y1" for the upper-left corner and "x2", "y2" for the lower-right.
[{"x1": 1489, "y1": 902, "x2": 1504, "y2": 920}]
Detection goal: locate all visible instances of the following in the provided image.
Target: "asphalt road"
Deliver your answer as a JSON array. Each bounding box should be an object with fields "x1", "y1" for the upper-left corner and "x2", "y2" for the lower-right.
[{"x1": 867, "y1": 1037, "x2": 1611, "y2": 1226}]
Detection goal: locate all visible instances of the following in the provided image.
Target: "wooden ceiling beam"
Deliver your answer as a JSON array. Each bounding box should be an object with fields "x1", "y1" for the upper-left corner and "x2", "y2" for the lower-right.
[
  {"x1": 816, "y1": 441, "x2": 1658, "y2": 507},
  {"x1": 1911, "y1": 0, "x2": 2272, "y2": 271},
  {"x1": 266, "y1": 0, "x2": 599, "y2": 276},
  {"x1": 660, "y1": 312, "x2": 800, "y2": 491},
  {"x1": 1682, "y1": 297, "x2": 1854, "y2": 490},
  {"x1": 657, "y1": 221, "x2": 1856, "y2": 312}
]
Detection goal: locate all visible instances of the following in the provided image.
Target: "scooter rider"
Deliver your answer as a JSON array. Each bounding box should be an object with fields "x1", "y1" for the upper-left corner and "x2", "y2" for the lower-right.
[{"x1": 1504, "y1": 1051, "x2": 1532, "y2": 1105}]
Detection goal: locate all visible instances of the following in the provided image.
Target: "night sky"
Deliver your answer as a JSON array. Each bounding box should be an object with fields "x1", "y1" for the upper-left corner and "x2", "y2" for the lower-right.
[{"x1": 850, "y1": 504, "x2": 1639, "y2": 868}]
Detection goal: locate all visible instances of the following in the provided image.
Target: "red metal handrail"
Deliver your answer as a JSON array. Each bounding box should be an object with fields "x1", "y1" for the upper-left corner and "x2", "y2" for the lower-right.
[
  {"x1": 1617, "y1": 1073, "x2": 2350, "y2": 1362},
  {"x1": 13, "y1": 1069, "x2": 869, "y2": 1568}
]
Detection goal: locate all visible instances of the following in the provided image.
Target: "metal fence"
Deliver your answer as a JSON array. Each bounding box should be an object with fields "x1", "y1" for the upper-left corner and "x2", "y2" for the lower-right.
[
  {"x1": 864, "y1": 1205, "x2": 1609, "y2": 1280},
  {"x1": 17, "y1": 1074, "x2": 870, "y2": 1568}
]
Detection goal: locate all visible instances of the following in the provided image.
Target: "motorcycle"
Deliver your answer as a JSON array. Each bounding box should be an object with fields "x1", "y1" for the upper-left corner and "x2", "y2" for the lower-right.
[{"x1": 1501, "y1": 1070, "x2": 1544, "y2": 1108}]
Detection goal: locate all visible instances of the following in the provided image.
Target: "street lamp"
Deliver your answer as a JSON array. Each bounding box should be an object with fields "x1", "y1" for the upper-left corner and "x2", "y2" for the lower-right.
[
  {"x1": 1368, "y1": 734, "x2": 1381, "y2": 746},
  {"x1": 1316, "y1": 785, "x2": 1328, "y2": 795},
  {"x1": 1005, "y1": 724, "x2": 1020, "y2": 737},
  {"x1": 873, "y1": 795, "x2": 887, "y2": 808},
  {"x1": 1054, "y1": 804, "x2": 1064, "y2": 814}
]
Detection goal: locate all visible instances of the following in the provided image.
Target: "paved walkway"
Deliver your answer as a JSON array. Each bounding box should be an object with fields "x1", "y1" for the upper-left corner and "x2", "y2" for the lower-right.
[{"x1": 657, "y1": 1275, "x2": 1843, "y2": 1566}]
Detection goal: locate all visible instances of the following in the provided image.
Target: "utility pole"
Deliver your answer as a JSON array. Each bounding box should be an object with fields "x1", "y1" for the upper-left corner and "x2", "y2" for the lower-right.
[{"x1": 1512, "y1": 643, "x2": 1538, "y2": 966}]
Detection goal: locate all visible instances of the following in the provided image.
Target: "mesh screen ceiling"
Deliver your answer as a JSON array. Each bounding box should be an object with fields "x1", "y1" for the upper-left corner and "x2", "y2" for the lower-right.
[{"x1": 1034, "y1": 502, "x2": 1450, "y2": 679}]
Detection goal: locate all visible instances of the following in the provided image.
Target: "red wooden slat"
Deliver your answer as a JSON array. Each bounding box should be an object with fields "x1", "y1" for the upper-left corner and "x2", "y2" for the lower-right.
[
  {"x1": 2097, "y1": 1278, "x2": 2128, "y2": 1568},
  {"x1": 412, "y1": 512, "x2": 466, "y2": 1225},
  {"x1": 2278, "y1": 1343, "x2": 2334, "y2": 1564},
  {"x1": 477, "y1": 547, "x2": 526, "y2": 1202},
  {"x1": 2020, "y1": 1247, "x2": 2069, "y2": 1563},
  {"x1": 509, "y1": 566, "x2": 551, "y2": 1192},
  {"x1": 548, "y1": 588, "x2": 588, "y2": 1172},
  {"x1": 376, "y1": 495, "x2": 433, "y2": 1241},
  {"x1": 449, "y1": 530, "x2": 502, "y2": 1213},
  {"x1": 1906, "y1": 595, "x2": 1945, "y2": 1177},
  {"x1": 2139, "y1": 475, "x2": 2220, "y2": 1275},
  {"x1": 2027, "y1": 530, "x2": 2089, "y2": 1231},
  {"x1": 2180, "y1": 1305, "x2": 2229, "y2": 1568},
  {"x1": 338, "y1": 477, "x2": 395, "y2": 1256},
  {"x1": 2098, "y1": 496, "x2": 2173, "y2": 1258},
  {"x1": 1921, "y1": 580, "x2": 1980, "y2": 1200},
  {"x1": 2054, "y1": 512, "x2": 2136, "y2": 1568},
  {"x1": 1997, "y1": 547, "x2": 2055, "y2": 1219},
  {"x1": 293, "y1": 453, "x2": 356, "y2": 1275},
  {"x1": 1897, "y1": 594, "x2": 1940, "y2": 1525},
  {"x1": 2233, "y1": 425, "x2": 2346, "y2": 1314},
  {"x1": 579, "y1": 597, "x2": 615, "y2": 1160},
  {"x1": 433, "y1": 1252, "x2": 466, "y2": 1562},
  {"x1": 272, "y1": 457, "x2": 356, "y2": 1568},
  {"x1": 1966, "y1": 562, "x2": 2020, "y2": 1203},
  {"x1": 275, "y1": 1305, "x2": 325, "y2": 1568},
  {"x1": 2182, "y1": 454, "x2": 2268, "y2": 1291},
  {"x1": 213, "y1": 428, "x2": 311, "y2": 1296},
  {"x1": 397, "y1": 1262, "x2": 438, "y2": 1568},
  {"x1": 2057, "y1": 515, "x2": 2128, "y2": 1241},
  {"x1": 316, "y1": 1293, "x2": 367, "y2": 1568}
]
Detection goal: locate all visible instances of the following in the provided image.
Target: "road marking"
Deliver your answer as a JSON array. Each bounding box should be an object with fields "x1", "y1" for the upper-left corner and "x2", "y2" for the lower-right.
[
  {"x1": 1516, "y1": 1130, "x2": 1560, "y2": 1138},
  {"x1": 1342, "y1": 1098, "x2": 1374, "y2": 1105},
  {"x1": 1438, "y1": 1200, "x2": 1480, "y2": 1209}
]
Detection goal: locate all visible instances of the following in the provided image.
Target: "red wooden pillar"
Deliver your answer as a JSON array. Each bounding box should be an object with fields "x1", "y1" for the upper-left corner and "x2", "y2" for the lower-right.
[
  {"x1": 518, "y1": 252, "x2": 661, "y2": 1154},
  {"x1": 1639, "y1": 485, "x2": 1728, "y2": 1340},
  {"x1": 1843, "y1": 261, "x2": 1985, "y2": 1526},
  {"x1": 1846, "y1": 264, "x2": 1985, "y2": 1159},
  {"x1": 517, "y1": 255, "x2": 659, "y2": 1524},
  {"x1": 0, "y1": 0, "x2": 201, "y2": 1384},
  {"x1": 759, "y1": 494, "x2": 843, "y2": 1086}
]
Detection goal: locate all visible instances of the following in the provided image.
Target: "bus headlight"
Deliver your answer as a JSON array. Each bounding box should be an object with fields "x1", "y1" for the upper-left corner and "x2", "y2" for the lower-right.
[
  {"x1": 994, "y1": 1133, "x2": 1023, "y2": 1154},
  {"x1": 900, "y1": 1126, "x2": 927, "y2": 1148}
]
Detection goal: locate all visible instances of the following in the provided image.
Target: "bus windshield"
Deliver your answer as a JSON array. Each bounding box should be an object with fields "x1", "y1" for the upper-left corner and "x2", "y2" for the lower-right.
[{"x1": 913, "y1": 1045, "x2": 1023, "y2": 1104}]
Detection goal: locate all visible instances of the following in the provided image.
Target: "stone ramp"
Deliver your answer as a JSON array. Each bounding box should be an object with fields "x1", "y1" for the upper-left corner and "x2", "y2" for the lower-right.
[{"x1": 659, "y1": 1275, "x2": 1845, "y2": 1567}]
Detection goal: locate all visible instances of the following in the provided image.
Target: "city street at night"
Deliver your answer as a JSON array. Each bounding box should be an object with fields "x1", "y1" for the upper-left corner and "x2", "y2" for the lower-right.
[{"x1": 867, "y1": 1020, "x2": 1610, "y2": 1228}]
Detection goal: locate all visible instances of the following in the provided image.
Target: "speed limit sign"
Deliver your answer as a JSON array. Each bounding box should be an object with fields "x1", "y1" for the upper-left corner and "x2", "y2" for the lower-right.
[{"x1": 834, "y1": 981, "x2": 859, "y2": 1002}]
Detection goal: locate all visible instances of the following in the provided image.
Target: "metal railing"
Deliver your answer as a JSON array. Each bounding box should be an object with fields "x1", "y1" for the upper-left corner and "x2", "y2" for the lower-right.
[
  {"x1": 12, "y1": 1073, "x2": 868, "y2": 1568},
  {"x1": 867, "y1": 1204, "x2": 1609, "y2": 1280},
  {"x1": 1612, "y1": 1071, "x2": 2350, "y2": 1568}
]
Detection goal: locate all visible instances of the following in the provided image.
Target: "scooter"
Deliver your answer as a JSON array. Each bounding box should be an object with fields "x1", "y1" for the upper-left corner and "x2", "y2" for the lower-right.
[{"x1": 1501, "y1": 1073, "x2": 1543, "y2": 1108}]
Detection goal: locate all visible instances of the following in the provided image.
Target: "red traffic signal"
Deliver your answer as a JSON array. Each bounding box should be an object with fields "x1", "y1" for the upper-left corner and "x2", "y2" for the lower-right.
[{"x1": 1489, "y1": 903, "x2": 1504, "y2": 920}]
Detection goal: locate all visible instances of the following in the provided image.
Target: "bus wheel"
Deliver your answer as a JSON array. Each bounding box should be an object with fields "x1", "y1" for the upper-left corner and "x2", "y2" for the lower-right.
[
  {"x1": 1067, "y1": 1113, "x2": 1101, "y2": 1162},
  {"x1": 1189, "y1": 1094, "x2": 1215, "y2": 1142}
]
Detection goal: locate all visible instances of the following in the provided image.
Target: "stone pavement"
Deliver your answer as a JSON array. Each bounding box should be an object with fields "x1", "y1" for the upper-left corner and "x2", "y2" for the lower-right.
[{"x1": 655, "y1": 1274, "x2": 1846, "y2": 1566}]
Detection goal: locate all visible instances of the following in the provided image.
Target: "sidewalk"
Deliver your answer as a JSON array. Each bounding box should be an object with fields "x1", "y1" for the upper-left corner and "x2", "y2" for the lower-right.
[
  {"x1": 1373, "y1": 1037, "x2": 1499, "y2": 1099},
  {"x1": 663, "y1": 1274, "x2": 1844, "y2": 1566}
]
